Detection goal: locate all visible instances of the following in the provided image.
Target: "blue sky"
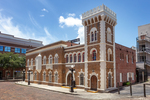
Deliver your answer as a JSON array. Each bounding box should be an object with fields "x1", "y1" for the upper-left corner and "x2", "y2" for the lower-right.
[{"x1": 0, "y1": 0, "x2": 150, "y2": 47}]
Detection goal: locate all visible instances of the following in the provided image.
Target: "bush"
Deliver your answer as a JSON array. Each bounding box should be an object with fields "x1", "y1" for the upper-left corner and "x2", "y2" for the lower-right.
[{"x1": 123, "y1": 82, "x2": 130, "y2": 86}]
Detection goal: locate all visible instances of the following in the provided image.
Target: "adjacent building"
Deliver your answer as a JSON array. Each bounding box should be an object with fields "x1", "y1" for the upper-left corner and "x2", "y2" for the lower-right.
[
  {"x1": 136, "y1": 24, "x2": 150, "y2": 82},
  {"x1": 25, "y1": 4, "x2": 136, "y2": 92},
  {"x1": 0, "y1": 32, "x2": 43, "y2": 79}
]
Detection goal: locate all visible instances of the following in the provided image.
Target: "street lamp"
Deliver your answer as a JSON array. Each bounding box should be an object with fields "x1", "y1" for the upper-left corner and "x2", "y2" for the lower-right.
[
  {"x1": 22, "y1": 69, "x2": 25, "y2": 81},
  {"x1": 28, "y1": 68, "x2": 31, "y2": 85},
  {"x1": 69, "y1": 65, "x2": 75, "y2": 92}
]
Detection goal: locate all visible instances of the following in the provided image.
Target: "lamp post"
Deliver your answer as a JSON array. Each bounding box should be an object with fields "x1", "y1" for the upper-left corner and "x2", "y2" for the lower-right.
[
  {"x1": 69, "y1": 65, "x2": 75, "y2": 92},
  {"x1": 22, "y1": 69, "x2": 25, "y2": 81},
  {"x1": 28, "y1": 68, "x2": 30, "y2": 85}
]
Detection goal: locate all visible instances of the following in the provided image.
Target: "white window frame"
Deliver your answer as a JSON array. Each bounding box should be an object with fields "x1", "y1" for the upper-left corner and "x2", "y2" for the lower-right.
[
  {"x1": 107, "y1": 27, "x2": 112, "y2": 43},
  {"x1": 79, "y1": 73, "x2": 84, "y2": 85},
  {"x1": 132, "y1": 73, "x2": 134, "y2": 80},
  {"x1": 49, "y1": 55, "x2": 53, "y2": 64},
  {"x1": 31, "y1": 58, "x2": 33, "y2": 66},
  {"x1": 43, "y1": 71, "x2": 46, "y2": 81},
  {"x1": 126, "y1": 55, "x2": 128, "y2": 63},
  {"x1": 90, "y1": 27, "x2": 98, "y2": 43},
  {"x1": 120, "y1": 73, "x2": 122, "y2": 82},
  {"x1": 48, "y1": 71, "x2": 52, "y2": 82},
  {"x1": 54, "y1": 53, "x2": 59, "y2": 64}
]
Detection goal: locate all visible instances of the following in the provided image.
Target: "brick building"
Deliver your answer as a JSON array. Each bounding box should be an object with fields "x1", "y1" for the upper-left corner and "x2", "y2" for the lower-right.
[
  {"x1": 115, "y1": 43, "x2": 136, "y2": 86},
  {"x1": 25, "y1": 4, "x2": 136, "y2": 92},
  {"x1": 0, "y1": 32, "x2": 43, "y2": 79}
]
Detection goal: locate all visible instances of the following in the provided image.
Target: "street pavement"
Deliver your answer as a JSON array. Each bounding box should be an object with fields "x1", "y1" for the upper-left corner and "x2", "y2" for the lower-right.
[{"x1": 1, "y1": 81, "x2": 150, "y2": 100}]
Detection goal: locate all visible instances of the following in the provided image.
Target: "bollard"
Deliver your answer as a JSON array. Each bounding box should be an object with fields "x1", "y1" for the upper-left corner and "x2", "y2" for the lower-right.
[
  {"x1": 118, "y1": 83, "x2": 120, "y2": 94},
  {"x1": 130, "y1": 82, "x2": 132, "y2": 96},
  {"x1": 144, "y1": 84, "x2": 146, "y2": 97}
]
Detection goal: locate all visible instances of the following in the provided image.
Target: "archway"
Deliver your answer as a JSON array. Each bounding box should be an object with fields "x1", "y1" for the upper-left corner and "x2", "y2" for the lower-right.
[
  {"x1": 67, "y1": 73, "x2": 72, "y2": 86},
  {"x1": 91, "y1": 75, "x2": 97, "y2": 90}
]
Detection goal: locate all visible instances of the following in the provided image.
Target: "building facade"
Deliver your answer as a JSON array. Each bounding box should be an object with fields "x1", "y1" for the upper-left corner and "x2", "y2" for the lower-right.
[
  {"x1": 136, "y1": 24, "x2": 150, "y2": 81},
  {"x1": 116, "y1": 43, "x2": 136, "y2": 86},
  {"x1": 25, "y1": 4, "x2": 136, "y2": 91},
  {"x1": 0, "y1": 32, "x2": 43, "y2": 79}
]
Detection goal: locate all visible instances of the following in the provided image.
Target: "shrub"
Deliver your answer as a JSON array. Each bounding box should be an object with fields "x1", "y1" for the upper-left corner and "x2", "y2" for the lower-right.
[{"x1": 123, "y1": 82, "x2": 130, "y2": 86}]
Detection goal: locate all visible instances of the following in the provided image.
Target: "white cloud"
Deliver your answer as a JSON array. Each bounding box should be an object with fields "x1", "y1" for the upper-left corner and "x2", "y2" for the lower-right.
[
  {"x1": 68, "y1": 13, "x2": 75, "y2": 17},
  {"x1": 29, "y1": 13, "x2": 41, "y2": 28},
  {"x1": 40, "y1": 15, "x2": 45, "y2": 17},
  {"x1": 42, "y1": 8, "x2": 48, "y2": 12},
  {"x1": 0, "y1": 12, "x2": 57, "y2": 45},
  {"x1": 59, "y1": 13, "x2": 84, "y2": 44}
]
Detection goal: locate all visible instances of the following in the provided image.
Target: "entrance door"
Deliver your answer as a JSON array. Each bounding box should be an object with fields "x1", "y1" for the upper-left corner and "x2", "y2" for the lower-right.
[
  {"x1": 0, "y1": 71, "x2": 2, "y2": 80},
  {"x1": 91, "y1": 75, "x2": 97, "y2": 90},
  {"x1": 67, "y1": 73, "x2": 72, "y2": 86},
  {"x1": 108, "y1": 73, "x2": 112, "y2": 87}
]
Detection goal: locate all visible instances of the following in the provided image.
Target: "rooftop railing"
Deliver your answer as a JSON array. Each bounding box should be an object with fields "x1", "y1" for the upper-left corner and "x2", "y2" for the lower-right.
[{"x1": 137, "y1": 35, "x2": 150, "y2": 42}]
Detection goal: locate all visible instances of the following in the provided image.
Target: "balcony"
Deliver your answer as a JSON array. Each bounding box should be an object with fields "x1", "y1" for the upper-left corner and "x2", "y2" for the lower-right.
[
  {"x1": 137, "y1": 48, "x2": 150, "y2": 54},
  {"x1": 137, "y1": 35, "x2": 150, "y2": 42}
]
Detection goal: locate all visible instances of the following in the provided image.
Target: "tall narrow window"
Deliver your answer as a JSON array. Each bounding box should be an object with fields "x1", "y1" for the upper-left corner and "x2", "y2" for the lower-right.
[
  {"x1": 132, "y1": 56, "x2": 134, "y2": 64},
  {"x1": 74, "y1": 54, "x2": 76, "y2": 62},
  {"x1": 91, "y1": 32, "x2": 94, "y2": 41},
  {"x1": 95, "y1": 31, "x2": 97, "y2": 41},
  {"x1": 43, "y1": 56, "x2": 46, "y2": 64},
  {"x1": 80, "y1": 73, "x2": 84, "y2": 85},
  {"x1": 54, "y1": 54, "x2": 59, "y2": 63},
  {"x1": 78, "y1": 53, "x2": 81, "y2": 62},
  {"x1": 34, "y1": 72, "x2": 37, "y2": 80},
  {"x1": 49, "y1": 72, "x2": 52, "y2": 82},
  {"x1": 108, "y1": 48, "x2": 112, "y2": 61},
  {"x1": 66, "y1": 55, "x2": 68, "y2": 63},
  {"x1": 92, "y1": 50, "x2": 96, "y2": 61},
  {"x1": 55, "y1": 73, "x2": 58, "y2": 83},
  {"x1": 126, "y1": 55, "x2": 128, "y2": 63},
  {"x1": 27, "y1": 59, "x2": 29, "y2": 66},
  {"x1": 70, "y1": 54, "x2": 72, "y2": 63},
  {"x1": 82, "y1": 53, "x2": 84, "y2": 62},
  {"x1": 49, "y1": 56, "x2": 53, "y2": 64},
  {"x1": 43, "y1": 72, "x2": 46, "y2": 81},
  {"x1": 120, "y1": 73, "x2": 122, "y2": 82},
  {"x1": 107, "y1": 27, "x2": 112, "y2": 42},
  {"x1": 132, "y1": 73, "x2": 134, "y2": 80},
  {"x1": 31, "y1": 59, "x2": 33, "y2": 66}
]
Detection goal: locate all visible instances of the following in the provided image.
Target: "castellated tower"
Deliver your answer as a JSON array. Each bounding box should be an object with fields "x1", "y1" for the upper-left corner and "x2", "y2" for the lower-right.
[{"x1": 82, "y1": 4, "x2": 117, "y2": 91}]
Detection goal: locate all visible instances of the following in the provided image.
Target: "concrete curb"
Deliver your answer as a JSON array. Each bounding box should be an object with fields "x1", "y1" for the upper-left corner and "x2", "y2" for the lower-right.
[{"x1": 15, "y1": 82, "x2": 79, "y2": 95}]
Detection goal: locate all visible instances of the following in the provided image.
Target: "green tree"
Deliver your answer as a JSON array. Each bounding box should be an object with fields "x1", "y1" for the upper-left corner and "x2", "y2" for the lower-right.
[{"x1": 0, "y1": 52, "x2": 26, "y2": 78}]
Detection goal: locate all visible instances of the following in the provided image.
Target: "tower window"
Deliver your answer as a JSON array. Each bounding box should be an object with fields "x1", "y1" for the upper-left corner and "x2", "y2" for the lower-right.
[
  {"x1": 92, "y1": 50, "x2": 96, "y2": 61},
  {"x1": 70, "y1": 54, "x2": 72, "y2": 63},
  {"x1": 78, "y1": 53, "x2": 81, "y2": 62},
  {"x1": 82, "y1": 53, "x2": 84, "y2": 62},
  {"x1": 91, "y1": 32, "x2": 94, "y2": 41},
  {"x1": 74, "y1": 54, "x2": 76, "y2": 62},
  {"x1": 95, "y1": 31, "x2": 97, "y2": 41}
]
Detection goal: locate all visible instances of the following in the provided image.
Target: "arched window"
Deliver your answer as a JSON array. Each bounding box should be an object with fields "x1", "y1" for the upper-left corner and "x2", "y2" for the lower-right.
[
  {"x1": 95, "y1": 31, "x2": 97, "y2": 41},
  {"x1": 35, "y1": 58, "x2": 36, "y2": 65},
  {"x1": 78, "y1": 53, "x2": 81, "y2": 62},
  {"x1": 80, "y1": 73, "x2": 84, "y2": 85},
  {"x1": 55, "y1": 72, "x2": 58, "y2": 83},
  {"x1": 43, "y1": 71, "x2": 46, "y2": 81},
  {"x1": 82, "y1": 53, "x2": 84, "y2": 62},
  {"x1": 43, "y1": 56, "x2": 46, "y2": 64},
  {"x1": 66, "y1": 55, "x2": 68, "y2": 63},
  {"x1": 107, "y1": 27, "x2": 112, "y2": 42},
  {"x1": 70, "y1": 54, "x2": 72, "y2": 63},
  {"x1": 74, "y1": 54, "x2": 76, "y2": 62},
  {"x1": 49, "y1": 71, "x2": 52, "y2": 82},
  {"x1": 34, "y1": 71, "x2": 37, "y2": 80},
  {"x1": 91, "y1": 32, "x2": 94, "y2": 41},
  {"x1": 31, "y1": 58, "x2": 33, "y2": 66},
  {"x1": 92, "y1": 50, "x2": 96, "y2": 61},
  {"x1": 49, "y1": 55, "x2": 53, "y2": 64},
  {"x1": 27, "y1": 59, "x2": 29, "y2": 66},
  {"x1": 108, "y1": 48, "x2": 112, "y2": 61},
  {"x1": 54, "y1": 54, "x2": 59, "y2": 63}
]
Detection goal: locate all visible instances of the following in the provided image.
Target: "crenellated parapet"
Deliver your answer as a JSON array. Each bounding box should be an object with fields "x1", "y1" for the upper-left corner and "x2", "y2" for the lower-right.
[{"x1": 82, "y1": 4, "x2": 117, "y2": 26}]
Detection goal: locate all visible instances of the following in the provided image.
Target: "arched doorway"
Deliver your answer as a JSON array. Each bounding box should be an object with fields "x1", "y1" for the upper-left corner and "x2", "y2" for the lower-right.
[
  {"x1": 91, "y1": 75, "x2": 97, "y2": 90},
  {"x1": 67, "y1": 73, "x2": 72, "y2": 86},
  {"x1": 108, "y1": 73, "x2": 112, "y2": 88}
]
